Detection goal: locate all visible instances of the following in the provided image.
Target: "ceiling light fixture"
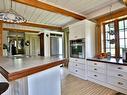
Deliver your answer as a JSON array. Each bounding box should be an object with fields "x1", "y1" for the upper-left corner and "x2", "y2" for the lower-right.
[{"x1": 0, "y1": 0, "x2": 27, "y2": 23}]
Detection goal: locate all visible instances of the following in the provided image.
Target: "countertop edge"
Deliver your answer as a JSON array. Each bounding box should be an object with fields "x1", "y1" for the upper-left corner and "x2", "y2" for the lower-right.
[
  {"x1": 86, "y1": 58, "x2": 127, "y2": 66},
  {"x1": 0, "y1": 59, "x2": 67, "y2": 81}
]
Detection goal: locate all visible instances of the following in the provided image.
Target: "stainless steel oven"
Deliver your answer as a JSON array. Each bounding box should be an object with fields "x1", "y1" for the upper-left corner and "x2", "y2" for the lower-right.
[{"x1": 70, "y1": 39, "x2": 85, "y2": 59}]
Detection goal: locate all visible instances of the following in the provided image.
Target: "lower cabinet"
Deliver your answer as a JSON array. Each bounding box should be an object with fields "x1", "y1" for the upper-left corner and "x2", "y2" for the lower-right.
[
  {"x1": 87, "y1": 61, "x2": 127, "y2": 94},
  {"x1": 69, "y1": 59, "x2": 127, "y2": 94},
  {"x1": 69, "y1": 58, "x2": 86, "y2": 80}
]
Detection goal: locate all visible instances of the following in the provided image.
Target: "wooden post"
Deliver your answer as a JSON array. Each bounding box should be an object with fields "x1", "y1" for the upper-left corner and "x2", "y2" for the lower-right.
[{"x1": 0, "y1": 21, "x2": 3, "y2": 56}]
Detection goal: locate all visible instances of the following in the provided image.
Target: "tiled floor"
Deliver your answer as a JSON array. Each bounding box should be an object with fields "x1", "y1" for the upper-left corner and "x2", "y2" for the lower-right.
[{"x1": 61, "y1": 68, "x2": 118, "y2": 95}]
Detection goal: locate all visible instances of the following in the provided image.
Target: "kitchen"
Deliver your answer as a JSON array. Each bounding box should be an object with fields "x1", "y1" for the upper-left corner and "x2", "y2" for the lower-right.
[{"x1": 0, "y1": 0, "x2": 127, "y2": 95}]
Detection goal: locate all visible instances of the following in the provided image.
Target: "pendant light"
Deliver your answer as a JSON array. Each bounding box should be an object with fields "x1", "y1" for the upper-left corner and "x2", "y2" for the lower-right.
[{"x1": 0, "y1": 0, "x2": 27, "y2": 23}]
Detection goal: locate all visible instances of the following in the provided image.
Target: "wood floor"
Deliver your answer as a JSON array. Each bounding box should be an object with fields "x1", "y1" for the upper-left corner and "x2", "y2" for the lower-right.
[{"x1": 62, "y1": 73, "x2": 117, "y2": 95}]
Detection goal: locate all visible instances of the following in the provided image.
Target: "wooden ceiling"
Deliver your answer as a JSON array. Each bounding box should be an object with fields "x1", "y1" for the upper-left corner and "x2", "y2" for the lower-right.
[
  {"x1": 13, "y1": 0, "x2": 86, "y2": 20},
  {"x1": 0, "y1": 0, "x2": 124, "y2": 30}
]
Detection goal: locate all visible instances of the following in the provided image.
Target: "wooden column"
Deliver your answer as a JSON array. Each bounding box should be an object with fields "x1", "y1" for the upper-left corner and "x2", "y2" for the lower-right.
[
  {"x1": 95, "y1": 22, "x2": 102, "y2": 54},
  {"x1": 39, "y1": 33, "x2": 44, "y2": 56},
  {"x1": 0, "y1": 22, "x2": 3, "y2": 56}
]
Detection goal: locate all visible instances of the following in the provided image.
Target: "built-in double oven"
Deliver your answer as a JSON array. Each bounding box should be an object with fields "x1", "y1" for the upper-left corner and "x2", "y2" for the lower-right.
[{"x1": 70, "y1": 39, "x2": 85, "y2": 59}]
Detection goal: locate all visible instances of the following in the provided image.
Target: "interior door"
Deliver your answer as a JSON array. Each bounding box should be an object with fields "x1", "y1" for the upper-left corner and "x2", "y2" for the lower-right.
[{"x1": 31, "y1": 37, "x2": 36, "y2": 56}]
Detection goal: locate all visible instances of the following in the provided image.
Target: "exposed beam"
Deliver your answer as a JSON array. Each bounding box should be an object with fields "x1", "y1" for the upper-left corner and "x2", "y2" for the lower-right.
[
  {"x1": 13, "y1": 0, "x2": 86, "y2": 20},
  {"x1": 3, "y1": 28, "x2": 39, "y2": 33},
  {"x1": 96, "y1": 8, "x2": 127, "y2": 23},
  {"x1": 4, "y1": 21, "x2": 62, "y2": 31}
]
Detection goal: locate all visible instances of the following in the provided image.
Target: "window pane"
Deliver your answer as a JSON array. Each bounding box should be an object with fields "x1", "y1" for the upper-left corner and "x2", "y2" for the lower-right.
[
  {"x1": 119, "y1": 30, "x2": 125, "y2": 38},
  {"x1": 106, "y1": 49, "x2": 110, "y2": 53},
  {"x1": 126, "y1": 39, "x2": 127, "y2": 48},
  {"x1": 120, "y1": 48, "x2": 123, "y2": 57},
  {"x1": 106, "y1": 33, "x2": 110, "y2": 40},
  {"x1": 110, "y1": 35, "x2": 115, "y2": 39},
  {"x1": 105, "y1": 24, "x2": 109, "y2": 31},
  {"x1": 125, "y1": 20, "x2": 127, "y2": 28},
  {"x1": 110, "y1": 23, "x2": 114, "y2": 31},
  {"x1": 106, "y1": 41, "x2": 110, "y2": 48},
  {"x1": 125, "y1": 29, "x2": 127, "y2": 38},
  {"x1": 119, "y1": 21, "x2": 124, "y2": 29},
  {"x1": 111, "y1": 49, "x2": 115, "y2": 56},
  {"x1": 119, "y1": 39, "x2": 125, "y2": 48},
  {"x1": 111, "y1": 44, "x2": 115, "y2": 48}
]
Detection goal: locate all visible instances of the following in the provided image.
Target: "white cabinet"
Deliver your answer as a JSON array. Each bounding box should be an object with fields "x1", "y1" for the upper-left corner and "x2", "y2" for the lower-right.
[
  {"x1": 69, "y1": 22, "x2": 85, "y2": 40},
  {"x1": 87, "y1": 61, "x2": 106, "y2": 82},
  {"x1": 87, "y1": 60, "x2": 127, "y2": 94},
  {"x1": 69, "y1": 20, "x2": 95, "y2": 41},
  {"x1": 107, "y1": 64, "x2": 127, "y2": 92},
  {"x1": 69, "y1": 58, "x2": 86, "y2": 80}
]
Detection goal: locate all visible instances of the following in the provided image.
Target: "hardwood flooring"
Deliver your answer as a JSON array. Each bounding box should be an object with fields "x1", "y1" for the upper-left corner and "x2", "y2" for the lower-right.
[{"x1": 61, "y1": 68, "x2": 117, "y2": 95}]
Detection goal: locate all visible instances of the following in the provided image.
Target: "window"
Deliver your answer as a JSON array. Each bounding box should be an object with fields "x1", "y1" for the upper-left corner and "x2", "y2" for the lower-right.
[
  {"x1": 119, "y1": 19, "x2": 127, "y2": 57},
  {"x1": 103, "y1": 18, "x2": 127, "y2": 57},
  {"x1": 104, "y1": 22, "x2": 116, "y2": 56}
]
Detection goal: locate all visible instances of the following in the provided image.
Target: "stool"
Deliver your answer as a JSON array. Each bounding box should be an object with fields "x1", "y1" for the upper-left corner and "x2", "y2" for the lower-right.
[{"x1": 0, "y1": 82, "x2": 9, "y2": 95}]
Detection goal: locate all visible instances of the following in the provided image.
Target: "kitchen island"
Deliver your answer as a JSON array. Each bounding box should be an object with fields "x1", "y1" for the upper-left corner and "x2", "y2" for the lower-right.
[{"x1": 0, "y1": 56, "x2": 67, "y2": 95}]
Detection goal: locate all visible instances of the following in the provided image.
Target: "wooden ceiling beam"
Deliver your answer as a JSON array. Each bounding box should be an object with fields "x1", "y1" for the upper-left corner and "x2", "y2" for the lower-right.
[
  {"x1": 3, "y1": 28, "x2": 39, "y2": 33},
  {"x1": 13, "y1": 0, "x2": 86, "y2": 20},
  {"x1": 4, "y1": 21, "x2": 62, "y2": 31}
]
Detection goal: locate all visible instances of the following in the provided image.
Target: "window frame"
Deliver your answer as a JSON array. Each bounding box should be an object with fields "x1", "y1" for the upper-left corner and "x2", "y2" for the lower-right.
[{"x1": 103, "y1": 17, "x2": 127, "y2": 58}]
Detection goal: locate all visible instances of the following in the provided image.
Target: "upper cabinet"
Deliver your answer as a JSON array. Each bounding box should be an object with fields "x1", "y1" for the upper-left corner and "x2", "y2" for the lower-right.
[{"x1": 69, "y1": 20, "x2": 95, "y2": 40}]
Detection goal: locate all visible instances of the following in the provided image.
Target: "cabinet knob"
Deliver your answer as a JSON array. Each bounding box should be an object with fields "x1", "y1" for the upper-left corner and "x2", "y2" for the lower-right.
[
  {"x1": 75, "y1": 70, "x2": 78, "y2": 72},
  {"x1": 94, "y1": 63, "x2": 97, "y2": 65},
  {"x1": 117, "y1": 67, "x2": 123, "y2": 70},
  {"x1": 75, "y1": 64, "x2": 78, "y2": 66},
  {"x1": 117, "y1": 74, "x2": 123, "y2": 77},
  {"x1": 94, "y1": 75, "x2": 97, "y2": 77},
  {"x1": 94, "y1": 68, "x2": 97, "y2": 71},
  {"x1": 118, "y1": 82, "x2": 123, "y2": 85}
]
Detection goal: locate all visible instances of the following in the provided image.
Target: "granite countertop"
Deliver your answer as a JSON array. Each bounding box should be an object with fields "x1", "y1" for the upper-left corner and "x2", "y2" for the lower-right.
[
  {"x1": 0, "y1": 56, "x2": 67, "y2": 81},
  {"x1": 87, "y1": 58, "x2": 127, "y2": 66}
]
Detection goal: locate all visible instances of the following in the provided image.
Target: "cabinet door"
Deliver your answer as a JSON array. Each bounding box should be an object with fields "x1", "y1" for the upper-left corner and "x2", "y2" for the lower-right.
[{"x1": 69, "y1": 23, "x2": 85, "y2": 40}]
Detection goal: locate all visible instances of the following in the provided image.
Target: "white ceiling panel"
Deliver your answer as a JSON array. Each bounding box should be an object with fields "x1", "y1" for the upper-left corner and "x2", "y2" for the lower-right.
[
  {"x1": 40, "y1": 0, "x2": 120, "y2": 15},
  {"x1": 0, "y1": 0, "x2": 75, "y2": 27}
]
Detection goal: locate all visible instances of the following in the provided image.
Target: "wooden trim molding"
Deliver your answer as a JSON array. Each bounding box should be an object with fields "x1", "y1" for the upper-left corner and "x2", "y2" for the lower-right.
[
  {"x1": 96, "y1": 8, "x2": 127, "y2": 23},
  {"x1": 0, "y1": 22, "x2": 3, "y2": 56},
  {"x1": 3, "y1": 28, "x2": 39, "y2": 33},
  {"x1": 13, "y1": 0, "x2": 86, "y2": 20},
  {"x1": 4, "y1": 21, "x2": 62, "y2": 31}
]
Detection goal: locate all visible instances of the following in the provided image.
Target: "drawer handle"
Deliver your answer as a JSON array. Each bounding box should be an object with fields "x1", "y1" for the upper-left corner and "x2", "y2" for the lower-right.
[
  {"x1": 117, "y1": 74, "x2": 123, "y2": 77},
  {"x1": 117, "y1": 67, "x2": 123, "y2": 70},
  {"x1": 75, "y1": 60, "x2": 78, "y2": 61},
  {"x1": 94, "y1": 63, "x2": 97, "y2": 65},
  {"x1": 75, "y1": 70, "x2": 78, "y2": 72},
  {"x1": 94, "y1": 68, "x2": 97, "y2": 71},
  {"x1": 75, "y1": 36, "x2": 77, "y2": 38},
  {"x1": 118, "y1": 82, "x2": 123, "y2": 85},
  {"x1": 94, "y1": 75, "x2": 97, "y2": 77},
  {"x1": 75, "y1": 64, "x2": 78, "y2": 66}
]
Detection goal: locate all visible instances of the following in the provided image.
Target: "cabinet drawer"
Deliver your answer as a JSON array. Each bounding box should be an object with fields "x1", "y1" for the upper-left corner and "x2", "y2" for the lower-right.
[
  {"x1": 88, "y1": 71, "x2": 106, "y2": 82},
  {"x1": 107, "y1": 69, "x2": 127, "y2": 80},
  {"x1": 69, "y1": 62, "x2": 85, "y2": 70},
  {"x1": 70, "y1": 58, "x2": 85, "y2": 64},
  {"x1": 88, "y1": 65, "x2": 106, "y2": 74},
  {"x1": 107, "y1": 76, "x2": 127, "y2": 89},
  {"x1": 107, "y1": 64, "x2": 127, "y2": 73},
  {"x1": 74, "y1": 68, "x2": 85, "y2": 77},
  {"x1": 87, "y1": 61, "x2": 106, "y2": 68}
]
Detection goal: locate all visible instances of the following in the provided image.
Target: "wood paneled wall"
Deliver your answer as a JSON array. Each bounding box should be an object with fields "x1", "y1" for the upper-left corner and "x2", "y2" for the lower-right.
[{"x1": 0, "y1": 22, "x2": 3, "y2": 56}]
